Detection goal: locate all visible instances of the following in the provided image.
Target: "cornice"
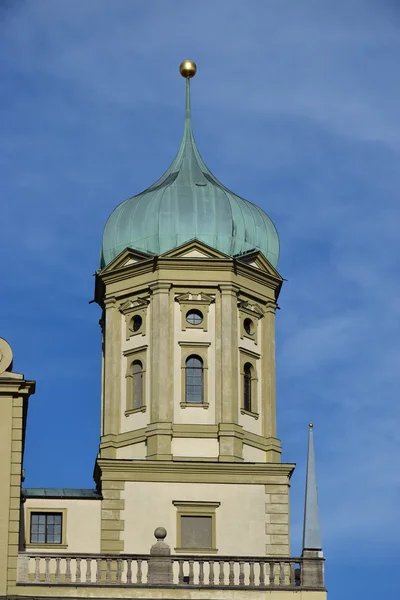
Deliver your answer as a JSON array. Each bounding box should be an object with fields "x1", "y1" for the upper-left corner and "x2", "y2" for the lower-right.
[
  {"x1": 178, "y1": 341, "x2": 211, "y2": 348},
  {"x1": 238, "y1": 346, "x2": 261, "y2": 360},
  {"x1": 0, "y1": 379, "x2": 36, "y2": 396},
  {"x1": 96, "y1": 458, "x2": 295, "y2": 484},
  {"x1": 99, "y1": 255, "x2": 282, "y2": 294},
  {"x1": 122, "y1": 345, "x2": 148, "y2": 357},
  {"x1": 233, "y1": 261, "x2": 282, "y2": 292}
]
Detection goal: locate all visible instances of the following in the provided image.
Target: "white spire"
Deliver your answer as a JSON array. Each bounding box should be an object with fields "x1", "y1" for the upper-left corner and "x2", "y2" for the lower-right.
[{"x1": 302, "y1": 423, "x2": 322, "y2": 552}]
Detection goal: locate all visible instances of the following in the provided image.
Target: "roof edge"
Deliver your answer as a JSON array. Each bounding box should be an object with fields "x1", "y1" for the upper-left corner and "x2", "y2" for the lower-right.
[{"x1": 22, "y1": 488, "x2": 102, "y2": 500}]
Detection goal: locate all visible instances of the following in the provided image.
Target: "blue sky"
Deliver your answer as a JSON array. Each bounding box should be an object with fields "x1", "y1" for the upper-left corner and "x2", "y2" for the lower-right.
[{"x1": 1, "y1": 1, "x2": 399, "y2": 598}]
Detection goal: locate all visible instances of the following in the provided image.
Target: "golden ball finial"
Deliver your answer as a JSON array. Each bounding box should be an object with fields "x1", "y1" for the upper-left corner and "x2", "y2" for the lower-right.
[
  {"x1": 309, "y1": 422, "x2": 313, "y2": 429},
  {"x1": 180, "y1": 60, "x2": 197, "y2": 78}
]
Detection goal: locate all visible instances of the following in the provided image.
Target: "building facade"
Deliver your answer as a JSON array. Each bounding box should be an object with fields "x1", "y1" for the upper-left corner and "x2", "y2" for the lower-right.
[{"x1": 0, "y1": 62, "x2": 326, "y2": 599}]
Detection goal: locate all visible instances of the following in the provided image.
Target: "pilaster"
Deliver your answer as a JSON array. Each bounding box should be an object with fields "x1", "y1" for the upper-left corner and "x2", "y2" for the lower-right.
[
  {"x1": 146, "y1": 423, "x2": 173, "y2": 460},
  {"x1": 218, "y1": 423, "x2": 243, "y2": 462},
  {"x1": 261, "y1": 300, "x2": 281, "y2": 462},
  {"x1": 102, "y1": 296, "x2": 122, "y2": 450},
  {"x1": 100, "y1": 480, "x2": 125, "y2": 553},
  {"x1": 148, "y1": 282, "x2": 173, "y2": 459},
  {"x1": 218, "y1": 284, "x2": 242, "y2": 461},
  {"x1": 265, "y1": 482, "x2": 290, "y2": 556}
]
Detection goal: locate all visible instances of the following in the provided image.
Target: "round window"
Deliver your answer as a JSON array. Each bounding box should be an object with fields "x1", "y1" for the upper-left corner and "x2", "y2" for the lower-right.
[
  {"x1": 243, "y1": 318, "x2": 255, "y2": 335},
  {"x1": 186, "y1": 309, "x2": 203, "y2": 326},
  {"x1": 131, "y1": 315, "x2": 143, "y2": 332}
]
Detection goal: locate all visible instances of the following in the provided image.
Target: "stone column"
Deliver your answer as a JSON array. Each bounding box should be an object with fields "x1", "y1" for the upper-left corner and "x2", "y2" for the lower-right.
[{"x1": 148, "y1": 527, "x2": 173, "y2": 585}]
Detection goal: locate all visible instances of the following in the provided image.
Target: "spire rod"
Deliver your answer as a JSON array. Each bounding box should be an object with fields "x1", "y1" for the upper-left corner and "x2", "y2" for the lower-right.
[
  {"x1": 302, "y1": 423, "x2": 322, "y2": 552},
  {"x1": 186, "y1": 77, "x2": 191, "y2": 122},
  {"x1": 179, "y1": 60, "x2": 196, "y2": 136}
]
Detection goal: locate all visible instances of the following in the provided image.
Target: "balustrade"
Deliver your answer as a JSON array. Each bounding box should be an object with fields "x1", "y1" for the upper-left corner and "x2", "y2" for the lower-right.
[
  {"x1": 17, "y1": 553, "x2": 311, "y2": 588},
  {"x1": 16, "y1": 527, "x2": 324, "y2": 590}
]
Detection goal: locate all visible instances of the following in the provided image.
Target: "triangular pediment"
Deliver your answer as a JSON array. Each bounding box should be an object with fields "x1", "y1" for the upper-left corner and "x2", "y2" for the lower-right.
[
  {"x1": 237, "y1": 300, "x2": 265, "y2": 317},
  {"x1": 235, "y1": 250, "x2": 282, "y2": 280},
  {"x1": 160, "y1": 239, "x2": 230, "y2": 260},
  {"x1": 175, "y1": 291, "x2": 215, "y2": 305},
  {"x1": 99, "y1": 247, "x2": 155, "y2": 274},
  {"x1": 119, "y1": 296, "x2": 150, "y2": 314}
]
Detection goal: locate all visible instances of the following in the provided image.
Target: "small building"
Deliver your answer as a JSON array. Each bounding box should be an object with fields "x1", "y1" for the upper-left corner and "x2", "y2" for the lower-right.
[{"x1": 0, "y1": 61, "x2": 326, "y2": 600}]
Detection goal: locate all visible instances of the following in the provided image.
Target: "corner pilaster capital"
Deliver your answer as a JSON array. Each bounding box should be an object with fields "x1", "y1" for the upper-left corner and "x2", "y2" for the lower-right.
[
  {"x1": 0, "y1": 379, "x2": 36, "y2": 397},
  {"x1": 264, "y1": 300, "x2": 278, "y2": 315},
  {"x1": 218, "y1": 283, "x2": 240, "y2": 296},
  {"x1": 149, "y1": 282, "x2": 172, "y2": 294},
  {"x1": 104, "y1": 295, "x2": 118, "y2": 308}
]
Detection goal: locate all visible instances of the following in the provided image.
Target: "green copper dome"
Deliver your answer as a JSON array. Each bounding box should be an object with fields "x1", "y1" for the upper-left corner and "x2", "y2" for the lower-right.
[{"x1": 99, "y1": 77, "x2": 279, "y2": 270}]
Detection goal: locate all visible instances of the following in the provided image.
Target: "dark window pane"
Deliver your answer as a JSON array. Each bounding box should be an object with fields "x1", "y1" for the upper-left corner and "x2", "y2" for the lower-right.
[
  {"x1": 186, "y1": 310, "x2": 203, "y2": 326},
  {"x1": 30, "y1": 513, "x2": 62, "y2": 544},
  {"x1": 185, "y1": 355, "x2": 204, "y2": 403},
  {"x1": 132, "y1": 360, "x2": 143, "y2": 409},
  {"x1": 243, "y1": 363, "x2": 252, "y2": 412},
  {"x1": 181, "y1": 516, "x2": 212, "y2": 549},
  {"x1": 131, "y1": 315, "x2": 143, "y2": 332}
]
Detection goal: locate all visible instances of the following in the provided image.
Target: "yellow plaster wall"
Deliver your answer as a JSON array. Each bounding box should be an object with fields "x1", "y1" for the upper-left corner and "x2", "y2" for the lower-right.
[
  {"x1": 121, "y1": 481, "x2": 266, "y2": 555},
  {"x1": 173, "y1": 299, "x2": 216, "y2": 426},
  {"x1": 120, "y1": 309, "x2": 150, "y2": 434},
  {"x1": 242, "y1": 444, "x2": 266, "y2": 462},
  {"x1": 23, "y1": 499, "x2": 101, "y2": 553},
  {"x1": 116, "y1": 441, "x2": 147, "y2": 459},
  {"x1": 172, "y1": 437, "x2": 219, "y2": 458},
  {"x1": 237, "y1": 324, "x2": 263, "y2": 437}
]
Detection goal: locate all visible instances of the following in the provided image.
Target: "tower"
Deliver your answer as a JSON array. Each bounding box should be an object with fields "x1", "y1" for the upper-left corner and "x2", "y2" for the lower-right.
[
  {"x1": 0, "y1": 339, "x2": 35, "y2": 596},
  {"x1": 94, "y1": 62, "x2": 294, "y2": 557},
  {"x1": 0, "y1": 60, "x2": 326, "y2": 599}
]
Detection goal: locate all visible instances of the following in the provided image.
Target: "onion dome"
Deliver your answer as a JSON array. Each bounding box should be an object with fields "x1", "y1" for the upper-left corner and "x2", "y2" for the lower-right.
[{"x1": 99, "y1": 62, "x2": 279, "y2": 269}]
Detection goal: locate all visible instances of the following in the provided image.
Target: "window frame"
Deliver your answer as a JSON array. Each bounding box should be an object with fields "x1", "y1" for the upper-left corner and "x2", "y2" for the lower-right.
[
  {"x1": 243, "y1": 362, "x2": 253, "y2": 413},
  {"x1": 175, "y1": 292, "x2": 215, "y2": 332},
  {"x1": 239, "y1": 349, "x2": 259, "y2": 419},
  {"x1": 131, "y1": 359, "x2": 144, "y2": 410},
  {"x1": 120, "y1": 296, "x2": 150, "y2": 341},
  {"x1": 179, "y1": 342, "x2": 210, "y2": 409},
  {"x1": 26, "y1": 508, "x2": 67, "y2": 549},
  {"x1": 238, "y1": 301, "x2": 264, "y2": 344},
  {"x1": 124, "y1": 345, "x2": 147, "y2": 415},
  {"x1": 173, "y1": 501, "x2": 220, "y2": 553},
  {"x1": 185, "y1": 355, "x2": 204, "y2": 404}
]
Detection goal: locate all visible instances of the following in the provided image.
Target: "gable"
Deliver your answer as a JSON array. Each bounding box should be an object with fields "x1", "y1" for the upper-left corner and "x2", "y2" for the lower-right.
[
  {"x1": 99, "y1": 247, "x2": 155, "y2": 274},
  {"x1": 160, "y1": 239, "x2": 230, "y2": 260},
  {"x1": 236, "y1": 250, "x2": 282, "y2": 280},
  {"x1": 179, "y1": 249, "x2": 210, "y2": 258}
]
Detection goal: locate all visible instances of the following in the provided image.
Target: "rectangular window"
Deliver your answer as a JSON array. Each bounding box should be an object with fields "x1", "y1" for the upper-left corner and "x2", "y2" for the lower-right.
[
  {"x1": 181, "y1": 515, "x2": 212, "y2": 550},
  {"x1": 30, "y1": 513, "x2": 62, "y2": 544},
  {"x1": 173, "y1": 500, "x2": 220, "y2": 553}
]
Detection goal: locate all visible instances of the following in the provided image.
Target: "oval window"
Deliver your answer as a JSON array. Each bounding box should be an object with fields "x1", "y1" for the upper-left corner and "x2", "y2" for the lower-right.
[
  {"x1": 243, "y1": 318, "x2": 255, "y2": 335},
  {"x1": 186, "y1": 309, "x2": 203, "y2": 326},
  {"x1": 131, "y1": 315, "x2": 143, "y2": 332}
]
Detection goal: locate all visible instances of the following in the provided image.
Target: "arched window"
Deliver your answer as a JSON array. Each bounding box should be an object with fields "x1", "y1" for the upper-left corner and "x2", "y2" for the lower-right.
[
  {"x1": 132, "y1": 360, "x2": 143, "y2": 409},
  {"x1": 185, "y1": 355, "x2": 203, "y2": 404},
  {"x1": 243, "y1": 363, "x2": 252, "y2": 412}
]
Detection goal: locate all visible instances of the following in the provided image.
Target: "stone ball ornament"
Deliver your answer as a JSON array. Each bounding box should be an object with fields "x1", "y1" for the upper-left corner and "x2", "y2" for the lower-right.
[
  {"x1": 0, "y1": 338, "x2": 13, "y2": 374},
  {"x1": 154, "y1": 526, "x2": 167, "y2": 540}
]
